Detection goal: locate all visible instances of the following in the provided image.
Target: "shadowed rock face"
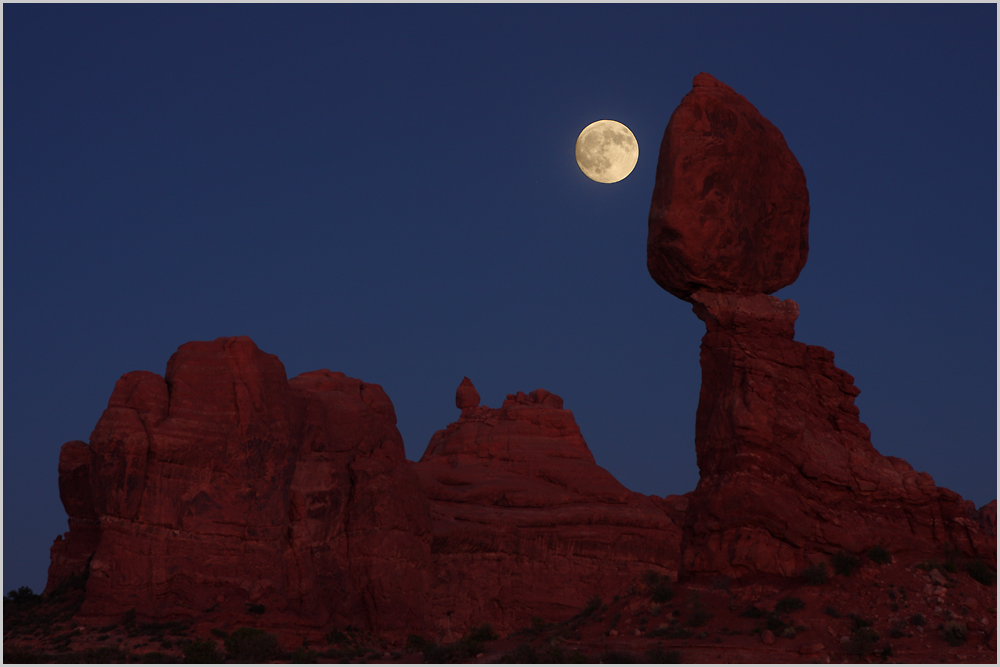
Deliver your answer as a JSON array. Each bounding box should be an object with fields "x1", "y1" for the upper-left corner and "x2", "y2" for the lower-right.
[
  {"x1": 47, "y1": 337, "x2": 434, "y2": 635},
  {"x1": 681, "y1": 291, "x2": 994, "y2": 578},
  {"x1": 45, "y1": 340, "x2": 683, "y2": 637},
  {"x1": 648, "y1": 73, "x2": 809, "y2": 301},
  {"x1": 647, "y1": 74, "x2": 994, "y2": 578},
  {"x1": 414, "y1": 381, "x2": 683, "y2": 639}
]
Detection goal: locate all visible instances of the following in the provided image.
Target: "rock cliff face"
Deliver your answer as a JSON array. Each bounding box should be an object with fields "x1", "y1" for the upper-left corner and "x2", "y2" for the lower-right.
[
  {"x1": 648, "y1": 74, "x2": 995, "y2": 579},
  {"x1": 47, "y1": 337, "x2": 433, "y2": 634},
  {"x1": 46, "y1": 339, "x2": 682, "y2": 637},
  {"x1": 681, "y1": 291, "x2": 994, "y2": 577},
  {"x1": 414, "y1": 382, "x2": 682, "y2": 638}
]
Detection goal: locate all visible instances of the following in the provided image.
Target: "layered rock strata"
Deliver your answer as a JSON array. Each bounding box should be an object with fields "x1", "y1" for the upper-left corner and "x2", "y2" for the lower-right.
[
  {"x1": 46, "y1": 338, "x2": 683, "y2": 637},
  {"x1": 648, "y1": 74, "x2": 995, "y2": 578},
  {"x1": 46, "y1": 336, "x2": 433, "y2": 634},
  {"x1": 414, "y1": 382, "x2": 682, "y2": 637}
]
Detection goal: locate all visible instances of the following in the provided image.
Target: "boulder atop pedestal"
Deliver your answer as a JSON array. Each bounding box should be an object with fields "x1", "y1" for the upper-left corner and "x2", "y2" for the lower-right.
[{"x1": 648, "y1": 72, "x2": 809, "y2": 301}]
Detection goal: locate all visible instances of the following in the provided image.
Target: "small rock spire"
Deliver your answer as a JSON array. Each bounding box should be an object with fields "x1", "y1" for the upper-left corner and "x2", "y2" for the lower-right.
[{"x1": 455, "y1": 377, "x2": 480, "y2": 415}]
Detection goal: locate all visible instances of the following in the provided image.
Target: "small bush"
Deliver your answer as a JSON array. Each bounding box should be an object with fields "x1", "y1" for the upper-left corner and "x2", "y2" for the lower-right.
[
  {"x1": 764, "y1": 614, "x2": 789, "y2": 634},
  {"x1": 831, "y1": 551, "x2": 861, "y2": 576},
  {"x1": 289, "y1": 646, "x2": 318, "y2": 663},
  {"x1": 405, "y1": 633, "x2": 427, "y2": 652},
  {"x1": 889, "y1": 621, "x2": 908, "y2": 639},
  {"x1": 209, "y1": 628, "x2": 227, "y2": 639},
  {"x1": 224, "y1": 627, "x2": 280, "y2": 663},
  {"x1": 844, "y1": 627, "x2": 879, "y2": 659},
  {"x1": 802, "y1": 561, "x2": 828, "y2": 585},
  {"x1": 686, "y1": 608, "x2": 713, "y2": 627},
  {"x1": 917, "y1": 558, "x2": 940, "y2": 571},
  {"x1": 530, "y1": 616, "x2": 547, "y2": 634},
  {"x1": 580, "y1": 596, "x2": 602, "y2": 617},
  {"x1": 500, "y1": 643, "x2": 538, "y2": 663},
  {"x1": 608, "y1": 611, "x2": 622, "y2": 629},
  {"x1": 940, "y1": 621, "x2": 967, "y2": 646},
  {"x1": 909, "y1": 613, "x2": 927, "y2": 627},
  {"x1": 823, "y1": 605, "x2": 840, "y2": 618},
  {"x1": 774, "y1": 596, "x2": 805, "y2": 614},
  {"x1": 246, "y1": 603, "x2": 265, "y2": 615},
  {"x1": 466, "y1": 623, "x2": 498, "y2": 642},
  {"x1": 123, "y1": 608, "x2": 137, "y2": 631},
  {"x1": 327, "y1": 629, "x2": 350, "y2": 645},
  {"x1": 651, "y1": 582, "x2": 674, "y2": 603},
  {"x1": 3, "y1": 645, "x2": 47, "y2": 663},
  {"x1": 183, "y1": 639, "x2": 223, "y2": 663},
  {"x1": 740, "y1": 605, "x2": 765, "y2": 619},
  {"x1": 965, "y1": 558, "x2": 997, "y2": 586},
  {"x1": 645, "y1": 645, "x2": 682, "y2": 664},
  {"x1": 140, "y1": 652, "x2": 169, "y2": 663},
  {"x1": 850, "y1": 614, "x2": 873, "y2": 631},
  {"x1": 867, "y1": 545, "x2": 892, "y2": 565},
  {"x1": 599, "y1": 650, "x2": 636, "y2": 663}
]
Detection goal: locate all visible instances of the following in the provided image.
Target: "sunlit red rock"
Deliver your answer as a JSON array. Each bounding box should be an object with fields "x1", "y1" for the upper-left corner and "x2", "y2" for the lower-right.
[{"x1": 647, "y1": 72, "x2": 809, "y2": 300}]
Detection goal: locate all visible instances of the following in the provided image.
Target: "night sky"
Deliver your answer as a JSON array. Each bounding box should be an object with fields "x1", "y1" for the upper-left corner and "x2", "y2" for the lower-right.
[{"x1": 4, "y1": 4, "x2": 996, "y2": 594}]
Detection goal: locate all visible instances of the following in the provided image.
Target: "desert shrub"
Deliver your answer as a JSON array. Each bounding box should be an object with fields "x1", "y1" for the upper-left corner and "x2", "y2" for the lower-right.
[
  {"x1": 889, "y1": 621, "x2": 907, "y2": 639},
  {"x1": 224, "y1": 627, "x2": 280, "y2": 663},
  {"x1": 4, "y1": 587, "x2": 41, "y2": 611},
  {"x1": 326, "y1": 629, "x2": 350, "y2": 645},
  {"x1": 140, "y1": 652, "x2": 170, "y2": 663},
  {"x1": 774, "y1": 596, "x2": 805, "y2": 614},
  {"x1": 123, "y1": 608, "x2": 137, "y2": 632},
  {"x1": 686, "y1": 607, "x2": 712, "y2": 627},
  {"x1": 867, "y1": 545, "x2": 892, "y2": 565},
  {"x1": 466, "y1": 623, "x2": 498, "y2": 642},
  {"x1": 3, "y1": 644, "x2": 47, "y2": 663},
  {"x1": 740, "y1": 605, "x2": 765, "y2": 619},
  {"x1": 80, "y1": 646, "x2": 128, "y2": 662},
  {"x1": 646, "y1": 644, "x2": 681, "y2": 665},
  {"x1": 801, "y1": 561, "x2": 828, "y2": 585},
  {"x1": 209, "y1": 628, "x2": 227, "y2": 639},
  {"x1": 648, "y1": 603, "x2": 662, "y2": 617},
  {"x1": 500, "y1": 643, "x2": 538, "y2": 663},
  {"x1": 916, "y1": 558, "x2": 940, "y2": 571},
  {"x1": 908, "y1": 613, "x2": 927, "y2": 627},
  {"x1": 246, "y1": 603, "x2": 265, "y2": 615},
  {"x1": 580, "y1": 596, "x2": 602, "y2": 617},
  {"x1": 608, "y1": 611, "x2": 622, "y2": 630},
  {"x1": 599, "y1": 650, "x2": 636, "y2": 663},
  {"x1": 823, "y1": 605, "x2": 840, "y2": 618},
  {"x1": 940, "y1": 621, "x2": 967, "y2": 646},
  {"x1": 849, "y1": 614, "x2": 873, "y2": 631},
  {"x1": 844, "y1": 627, "x2": 879, "y2": 659},
  {"x1": 877, "y1": 643, "x2": 894, "y2": 660},
  {"x1": 405, "y1": 633, "x2": 427, "y2": 652},
  {"x1": 530, "y1": 616, "x2": 547, "y2": 634},
  {"x1": 764, "y1": 614, "x2": 789, "y2": 634},
  {"x1": 182, "y1": 639, "x2": 223, "y2": 663},
  {"x1": 831, "y1": 551, "x2": 861, "y2": 576},
  {"x1": 643, "y1": 571, "x2": 674, "y2": 603},
  {"x1": 965, "y1": 558, "x2": 997, "y2": 586},
  {"x1": 289, "y1": 646, "x2": 318, "y2": 663},
  {"x1": 781, "y1": 626, "x2": 798, "y2": 639}
]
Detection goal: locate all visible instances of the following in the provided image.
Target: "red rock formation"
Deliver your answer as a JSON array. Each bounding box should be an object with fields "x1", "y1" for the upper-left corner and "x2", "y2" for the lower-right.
[
  {"x1": 46, "y1": 336, "x2": 433, "y2": 634},
  {"x1": 646, "y1": 73, "x2": 994, "y2": 579},
  {"x1": 45, "y1": 342, "x2": 681, "y2": 639},
  {"x1": 648, "y1": 73, "x2": 809, "y2": 301},
  {"x1": 681, "y1": 291, "x2": 994, "y2": 578},
  {"x1": 414, "y1": 380, "x2": 682, "y2": 637}
]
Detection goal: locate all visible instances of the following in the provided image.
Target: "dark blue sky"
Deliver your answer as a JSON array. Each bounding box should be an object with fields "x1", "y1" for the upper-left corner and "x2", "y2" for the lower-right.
[{"x1": 5, "y1": 4, "x2": 996, "y2": 593}]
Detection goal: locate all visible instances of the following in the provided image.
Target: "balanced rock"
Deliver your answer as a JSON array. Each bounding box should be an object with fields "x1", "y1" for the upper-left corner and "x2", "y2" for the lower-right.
[
  {"x1": 415, "y1": 382, "x2": 682, "y2": 635},
  {"x1": 647, "y1": 73, "x2": 809, "y2": 300},
  {"x1": 680, "y1": 291, "x2": 995, "y2": 577}
]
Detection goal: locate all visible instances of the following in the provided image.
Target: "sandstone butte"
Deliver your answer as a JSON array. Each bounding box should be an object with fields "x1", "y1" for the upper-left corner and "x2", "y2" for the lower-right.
[{"x1": 35, "y1": 73, "x2": 996, "y2": 661}]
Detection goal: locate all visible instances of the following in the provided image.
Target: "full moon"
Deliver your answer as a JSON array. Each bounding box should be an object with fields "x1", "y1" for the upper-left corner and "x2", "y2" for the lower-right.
[{"x1": 575, "y1": 119, "x2": 638, "y2": 183}]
